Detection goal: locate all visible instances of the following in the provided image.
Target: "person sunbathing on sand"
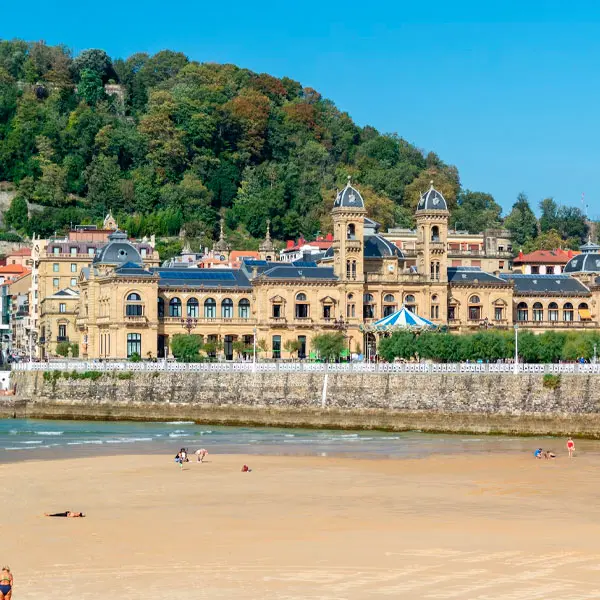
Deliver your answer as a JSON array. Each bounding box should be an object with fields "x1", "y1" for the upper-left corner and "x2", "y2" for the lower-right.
[
  {"x1": 0, "y1": 565, "x2": 13, "y2": 600},
  {"x1": 544, "y1": 451, "x2": 556, "y2": 459},
  {"x1": 44, "y1": 511, "x2": 85, "y2": 517}
]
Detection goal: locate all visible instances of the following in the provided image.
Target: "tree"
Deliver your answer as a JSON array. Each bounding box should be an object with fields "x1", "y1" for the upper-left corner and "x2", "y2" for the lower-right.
[
  {"x1": 4, "y1": 196, "x2": 28, "y2": 231},
  {"x1": 311, "y1": 333, "x2": 347, "y2": 360},
  {"x1": 283, "y1": 339, "x2": 301, "y2": 358},
  {"x1": 539, "y1": 198, "x2": 559, "y2": 233},
  {"x1": 73, "y1": 49, "x2": 113, "y2": 82},
  {"x1": 504, "y1": 193, "x2": 538, "y2": 248},
  {"x1": 451, "y1": 190, "x2": 502, "y2": 233},
  {"x1": 84, "y1": 154, "x2": 123, "y2": 215},
  {"x1": 171, "y1": 334, "x2": 203, "y2": 362},
  {"x1": 77, "y1": 69, "x2": 107, "y2": 106}
]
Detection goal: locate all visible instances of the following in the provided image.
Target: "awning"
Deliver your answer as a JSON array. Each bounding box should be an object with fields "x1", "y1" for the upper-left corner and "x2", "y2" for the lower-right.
[{"x1": 579, "y1": 308, "x2": 592, "y2": 320}]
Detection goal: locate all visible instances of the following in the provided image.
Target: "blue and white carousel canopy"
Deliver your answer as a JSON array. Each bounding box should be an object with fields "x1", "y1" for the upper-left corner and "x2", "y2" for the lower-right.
[{"x1": 361, "y1": 305, "x2": 437, "y2": 332}]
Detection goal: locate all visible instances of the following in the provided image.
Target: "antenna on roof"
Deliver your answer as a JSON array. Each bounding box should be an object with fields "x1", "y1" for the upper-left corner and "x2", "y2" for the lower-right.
[{"x1": 582, "y1": 192, "x2": 588, "y2": 219}]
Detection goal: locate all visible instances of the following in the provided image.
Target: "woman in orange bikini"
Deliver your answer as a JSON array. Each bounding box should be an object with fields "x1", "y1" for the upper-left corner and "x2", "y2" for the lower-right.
[{"x1": 0, "y1": 565, "x2": 13, "y2": 600}]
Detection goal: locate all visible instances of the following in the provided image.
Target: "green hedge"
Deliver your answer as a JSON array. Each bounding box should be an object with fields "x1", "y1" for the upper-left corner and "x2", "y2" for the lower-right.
[{"x1": 378, "y1": 330, "x2": 600, "y2": 363}]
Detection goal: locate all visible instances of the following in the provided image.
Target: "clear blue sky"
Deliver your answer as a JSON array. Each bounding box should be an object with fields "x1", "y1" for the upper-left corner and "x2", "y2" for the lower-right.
[{"x1": 4, "y1": 0, "x2": 600, "y2": 218}]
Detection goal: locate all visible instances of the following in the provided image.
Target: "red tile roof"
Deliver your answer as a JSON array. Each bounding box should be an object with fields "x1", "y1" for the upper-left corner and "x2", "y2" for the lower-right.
[
  {"x1": 0, "y1": 264, "x2": 29, "y2": 275},
  {"x1": 513, "y1": 249, "x2": 579, "y2": 265}
]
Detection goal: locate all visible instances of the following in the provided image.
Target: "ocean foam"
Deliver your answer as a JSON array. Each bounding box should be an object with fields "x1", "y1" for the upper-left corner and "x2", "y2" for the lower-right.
[{"x1": 35, "y1": 431, "x2": 64, "y2": 436}]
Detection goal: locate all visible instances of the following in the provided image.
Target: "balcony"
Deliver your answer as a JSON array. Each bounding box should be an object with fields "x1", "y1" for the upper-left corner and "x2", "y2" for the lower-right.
[
  {"x1": 514, "y1": 320, "x2": 596, "y2": 329},
  {"x1": 56, "y1": 336, "x2": 69, "y2": 343},
  {"x1": 124, "y1": 315, "x2": 148, "y2": 325},
  {"x1": 159, "y1": 316, "x2": 252, "y2": 325}
]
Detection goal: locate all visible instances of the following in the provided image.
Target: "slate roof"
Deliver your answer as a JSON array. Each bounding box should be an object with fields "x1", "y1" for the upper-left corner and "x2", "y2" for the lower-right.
[
  {"x1": 500, "y1": 274, "x2": 591, "y2": 294},
  {"x1": 448, "y1": 267, "x2": 508, "y2": 284},
  {"x1": 93, "y1": 231, "x2": 143, "y2": 266},
  {"x1": 416, "y1": 183, "x2": 448, "y2": 212},
  {"x1": 259, "y1": 266, "x2": 337, "y2": 280},
  {"x1": 364, "y1": 235, "x2": 404, "y2": 258},
  {"x1": 333, "y1": 179, "x2": 365, "y2": 209},
  {"x1": 152, "y1": 268, "x2": 252, "y2": 288},
  {"x1": 564, "y1": 253, "x2": 600, "y2": 274}
]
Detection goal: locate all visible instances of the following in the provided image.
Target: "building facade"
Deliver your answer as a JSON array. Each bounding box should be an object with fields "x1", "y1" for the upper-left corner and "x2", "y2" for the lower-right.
[{"x1": 70, "y1": 181, "x2": 600, "y2": 361}]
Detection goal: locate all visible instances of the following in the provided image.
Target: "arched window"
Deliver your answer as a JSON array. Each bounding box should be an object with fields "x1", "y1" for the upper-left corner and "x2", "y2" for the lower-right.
[
  {"x1": 532, "y1": 302, "x2": 543, "y2": 322},
  {"x1": 157, "y1": 297, "x2": 164, "y2": 318},
  {"x1": 430, "y1": 294, "x2": 439, "y2": 320},
  {"x1": 169, "y1": 297, "x2": 182, "y2": 318},
  {"x1": 346, "y1": 293, "x2": 355, "y2": 318},
  {"x1": 363, "y1": 294, "x2": 375, "y2": 319},
  {"x1": 548, "y1": 302, "x2": 559, "y2": 322},
  {"x1": 222, "y1": 298, "x2": 234, "y2": 318},
  {"x1": 383, "y1": 293, "x2": 397, "y2": 317},
  {"x1": 204, "y1": 297, "x2": 216, "y2": 319},
  {"x1": 563, "y1": 302, "x2": 574, "y2": 322},
  {"x1": 430, "y1": 261, "x2": 440, "y2": 281},
  {"x1": 187, "y1": 297, "x2": 199, "y2": 318},
  {"x1": 295, "y1": 293, "x2": 309, "y2": 319},
  {"x1": 125, "y1": 292, "x2": 143, "y2": 317},
  {"x1": 469, "y1": 295, "x2": 482, "y2": 321},
  {"x1": 431, "y1": 226, "x2": 440, "y2": 242},
  {"x1": 347, "y1": 223, "x2": 356, "y2": 240},
  {"x1": 578, "y1": 302, "x2": 591, "y2": 321},
  {"x1": 404, "y1": 294, "x2": 416, "y2": 313},
  {"x1": 517, "y1": 302, "x2": 528, "y2": 322},
  {"x1": 239, "y1": 298, "x2": 250, "y2": 319}
]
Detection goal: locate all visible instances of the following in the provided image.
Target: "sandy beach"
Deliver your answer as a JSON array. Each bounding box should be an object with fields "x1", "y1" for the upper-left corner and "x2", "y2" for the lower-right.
[{"x1": 3, "y1": 451, "x2": 600, "y2": 599}]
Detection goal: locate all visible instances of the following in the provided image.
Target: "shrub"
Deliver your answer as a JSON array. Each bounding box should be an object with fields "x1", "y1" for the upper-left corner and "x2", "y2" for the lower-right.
[
  {"x1": 543, "y1": 374, "x2": 561, "y2": 390},
  {"x1": 55, "y1": 341, "x2": 71, "y2": 357},
  {"x1": 171, "y1": 334, "x2": 203, "y2": 362},
  {"x1": 129, "y1": 352, "x2": 142, "y2": 363},
  {"x1": 117, "y1": 372, "x2": 133, "y2": 380}
]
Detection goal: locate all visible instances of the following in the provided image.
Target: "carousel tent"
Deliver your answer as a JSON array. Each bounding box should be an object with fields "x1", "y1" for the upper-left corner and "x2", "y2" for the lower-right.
[{"x1": 361, "y1": 305, "x2": 437, "y2": 333}]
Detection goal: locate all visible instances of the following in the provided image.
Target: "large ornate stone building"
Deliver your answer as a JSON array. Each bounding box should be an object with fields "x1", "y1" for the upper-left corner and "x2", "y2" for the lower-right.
[{"x1": 72, "y1": 181, "x2": 600, "y2": 360}]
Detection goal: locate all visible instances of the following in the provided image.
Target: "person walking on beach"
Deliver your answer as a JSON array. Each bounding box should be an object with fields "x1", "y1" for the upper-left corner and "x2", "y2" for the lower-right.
[
  {"x1": 0, "y1": 565, "x2": 13, "y2": 600},
  {"x1": 567, "y1": 437, "x2": 575, "y2": 458}
]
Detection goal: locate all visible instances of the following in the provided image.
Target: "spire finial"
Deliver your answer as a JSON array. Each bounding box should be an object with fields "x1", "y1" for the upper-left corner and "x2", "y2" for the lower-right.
[
  {"x1": 430, "y1": 179, "x2": 434, "y2": 188},
  {"x1": 265, "y1": 219, "x2": 271, "y2": 241},
  {"x1": 219, "y1": 217, "x2": 225, "y2": 241},
  {"x1": 347, "y1": 175, "x2": 352, "y2": 186}
]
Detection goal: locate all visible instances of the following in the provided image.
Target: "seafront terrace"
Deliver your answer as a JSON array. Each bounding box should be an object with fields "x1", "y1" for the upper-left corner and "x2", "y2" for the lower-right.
[{"x1": 11, "y1": 360, "x2": 600, "y2": 374}]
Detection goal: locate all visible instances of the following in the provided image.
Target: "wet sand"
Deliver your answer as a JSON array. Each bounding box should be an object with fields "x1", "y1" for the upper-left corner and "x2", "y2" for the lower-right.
[{"x1": 3, "y1": 452, "x2": 600, "y2": 599}]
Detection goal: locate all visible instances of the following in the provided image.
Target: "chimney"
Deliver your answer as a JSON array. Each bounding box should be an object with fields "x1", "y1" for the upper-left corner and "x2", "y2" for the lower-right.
[
  {"x1": 326, "y1": 232, "x2": 333, "y2": 241},
  {"x1": 286, "y1": 240, "x2": 294, "y2": 249}
]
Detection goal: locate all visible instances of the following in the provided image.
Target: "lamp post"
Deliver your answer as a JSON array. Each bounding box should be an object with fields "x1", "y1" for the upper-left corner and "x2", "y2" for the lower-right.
[
  {"x1": 180, "y1": 317, "x2": 198, "y2": 335},
  {"x1": 513, "y1": 324, "x2": 519, "y2": 374},
  {"x1": 252, "y1": 326, "x2": 257, "y2": 371},
  {"x1": 594, "y1": 343, "x2": 598, "y2": 365},
  {"x1": 332, "y1": 316, "x2": 350, "y2": 361}
]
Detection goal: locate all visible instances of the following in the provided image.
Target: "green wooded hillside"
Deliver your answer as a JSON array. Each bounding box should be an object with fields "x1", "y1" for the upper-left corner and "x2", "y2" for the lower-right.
[{"x1": 0, "y1": 40, "x2": 590, "y2": 253}]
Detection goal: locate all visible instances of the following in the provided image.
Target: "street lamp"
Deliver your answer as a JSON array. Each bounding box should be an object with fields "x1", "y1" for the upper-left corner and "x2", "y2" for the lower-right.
[
  {"x1": 252, "y1": 326, "x2": 257, "y2": 371},
  {"x1": 513, "y1": 324, "x2": 519, "y2": 374},
  {"x1": 594, "y1": 343, "x2": 597, "y2": 365},
  {"x1": 180, "y1": 317, "x2": 198, "y2": 334}
]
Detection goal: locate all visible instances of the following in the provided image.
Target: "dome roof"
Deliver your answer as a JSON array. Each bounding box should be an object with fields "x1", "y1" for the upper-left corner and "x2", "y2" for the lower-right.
[
  {"x1": 417, "y1": 182, "x2": 448, "y2": 212},
  {"x1": 333, "y1": 177, "x2": 365, "y2": 209},
  {"x1": 564, "y1": 253, "x2": 600, "y2": 274},
  {"x1": 322, "y1": 235, "x2": 403, "y2": 260},
  {"x1": 93, "y1": 231, "x2": 143, "y2": 266}
]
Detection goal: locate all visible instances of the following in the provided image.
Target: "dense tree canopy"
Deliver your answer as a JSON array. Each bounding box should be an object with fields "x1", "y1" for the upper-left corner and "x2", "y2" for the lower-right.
[{"x1": 0, "y1": 40, "x2": 595, "y2": 252}]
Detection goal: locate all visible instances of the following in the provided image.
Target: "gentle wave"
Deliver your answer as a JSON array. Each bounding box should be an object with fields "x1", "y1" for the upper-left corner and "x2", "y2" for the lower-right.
[
  {"x1": 169, "y1": 433, "x2": 190, "y2": 438},
  {"x1": 166, "y1": 421, "x2": 195, "y2": 425},
  {"x1": 21, "y1": 440, "x2": 44, "y2": 445},
  {"x1": 35, "y1": 431, "x2": 64, "y2": 436}
]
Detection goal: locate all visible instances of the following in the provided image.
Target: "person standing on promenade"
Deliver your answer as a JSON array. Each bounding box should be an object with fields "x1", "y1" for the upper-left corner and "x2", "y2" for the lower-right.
[
  {"x1": 0, "y1": 565, "x2": 13, "y2": 599},
  {"x1": 567, "y1": 437, "x2": 575, "y2": 458}
]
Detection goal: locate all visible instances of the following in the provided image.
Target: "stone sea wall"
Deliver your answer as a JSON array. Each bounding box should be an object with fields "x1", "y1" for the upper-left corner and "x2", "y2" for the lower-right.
[{"x1": 4, "y1": 370, "x2": 600, "y2": 437}]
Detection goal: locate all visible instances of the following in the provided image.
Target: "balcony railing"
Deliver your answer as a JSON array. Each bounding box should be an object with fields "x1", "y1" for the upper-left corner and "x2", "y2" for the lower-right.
[
  {"x1": 56, "y1": 336, "x2": 69, "y2": 343},
  {"x1": 159, "y1": 316, "x2": 252, "y2": 325}
]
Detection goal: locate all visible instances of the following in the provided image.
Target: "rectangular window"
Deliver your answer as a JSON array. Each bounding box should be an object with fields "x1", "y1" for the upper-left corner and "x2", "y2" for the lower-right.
[
  {"x1": 531, "y1": 266, "x2": 539, "y2": 274},
  {"x1": 127, "y1": 333, "x2": 141, "y2": 358},
  {"x1": 53, "y1": 263, "x2": 59, "y2": 272},
  {"x1": 295, "y1": 303, "x2": 309, "y2": 319},
  {"x1": 53, "y1": 278, "x2": 59, "y2": 287},
  {"x1": 323, "y1": 304, "x2": 332, "y2": 319},
  {"x1": 297, "y1": 336, "x2": 307, "y2": 359},
  {"x1": 71, "y1": 278, "x2": 77, "y2": 287},
  {"x1": 468, "y1": 306, "x2": 481, "y2": 321},
  {"x1": 70, "y1": 247, "x2": 77, "y2": 256},
  {"x1": 59, "y1": 303, "x2": 66, "y2": 313},
  {"x1": 88, "y1": 248, "x2": 95, "y2": 256},
  {"x1": 141, "y1": 248, "x2": 147, "y2": 257},
  {"x1": 71, "y1": 263, "x2": 77, "y2": 272},
  {"x1": 494, "y1": 307, "x2": 503, "y2": 321},
  {"x1": 499, "y1": 261, "x2": 505, "y2": 269},
  {"x1": 53, "y1": 247, "x2": 60, "y2": 255},
  {"x1": 272, "y1": 304, "x2": 282, "y2": 319},
  {"x1": 451, "y1": 260, "x2": 462, "y2": 267},
  {"x1": 471, "y1": 260, "x2": 481, "y2": 268},
  {"x1": 272, "y1": 335, "x2": 281, "y2": 359},
  {"x1": 58, "y1": 324, "x2": 67, "y2": 339}
]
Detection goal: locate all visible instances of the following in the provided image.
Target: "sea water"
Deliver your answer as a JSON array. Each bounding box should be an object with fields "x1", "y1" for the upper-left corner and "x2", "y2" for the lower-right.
[{"x1": 1, "y1": 418, "x2": 598, "y2": 462}]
